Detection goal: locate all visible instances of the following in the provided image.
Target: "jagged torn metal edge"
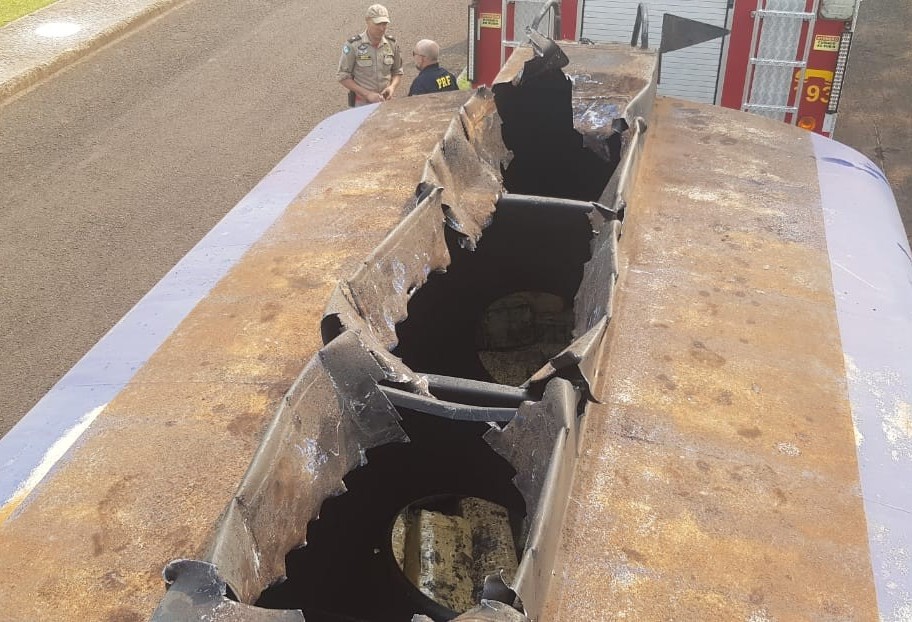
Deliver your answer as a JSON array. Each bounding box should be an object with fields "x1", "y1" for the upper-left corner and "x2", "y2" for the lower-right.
[
  {"x1": 413, "y1": 599, "x2": 532, "y2": 621},
  {"x1": 523, "y1": 50, "x2": 654, "y2": 402},
  {"x1": 523, "y1": 219, "x2": 621, "y2": 401},
  {"x1": 151, "y1": 560, "x2": 303, "y2": 621},
  {"x1": 322, "y1": 89, "x2": 508, "y2": 392},
  {"x1": 482, "y1": 378, "x2": 580, "y2": 619},
  {"x1": 156, "y1": 331, "x2": 407, "y2": 616}
]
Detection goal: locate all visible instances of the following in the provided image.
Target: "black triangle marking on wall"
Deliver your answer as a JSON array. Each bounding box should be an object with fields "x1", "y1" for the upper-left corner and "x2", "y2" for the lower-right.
[{"x1": 658, "y1": 13, "x2": 730, "y2": 84}]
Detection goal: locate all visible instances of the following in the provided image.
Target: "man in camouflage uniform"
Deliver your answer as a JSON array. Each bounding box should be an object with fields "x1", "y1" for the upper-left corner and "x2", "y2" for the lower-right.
[{"x1": 338, "y1": 4, "x2": 404, "y2": 107}]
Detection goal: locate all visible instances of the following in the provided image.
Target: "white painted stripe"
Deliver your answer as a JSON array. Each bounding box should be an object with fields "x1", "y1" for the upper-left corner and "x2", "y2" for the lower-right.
[
  {"x1": 812, "y1": 133, "x2": 912, "y2": 620},
  {"x1": 1, "y1": 404, "x2": 104, "y2": 514}
]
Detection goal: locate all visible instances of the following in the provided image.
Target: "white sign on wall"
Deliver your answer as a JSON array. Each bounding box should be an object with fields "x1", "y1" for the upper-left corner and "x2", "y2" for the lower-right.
[{"x1": 819, "y1": 0, "x2": 856, "y2": 20}]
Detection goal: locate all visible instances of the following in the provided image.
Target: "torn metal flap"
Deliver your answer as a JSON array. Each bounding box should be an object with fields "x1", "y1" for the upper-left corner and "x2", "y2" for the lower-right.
[
  {"x1": 508, "y1": 379, "x2": 580, "y2": 620},
  {"x1": 451, "y1": 600, "x2": 531, "y2": 621},
  {"x1": 514, "y1": 31, "x2": 570, "y2": 86},
  {"x1": 480, "y1": 378, "x2": 580, "y2": 620},
  {"x1": 422, "y1": 117, "x2": 502, "y2": 249},
  {"x1": 329, "y1": 190, "x2": 451, "y2": 351},
  {"x1": 318, "y1": 329, "x2": 410, "y2": 464},
  {"x1": 423, "y1": 150, "x2": 485, "y2": 247},
  {"x1": 323, "y1": 284, "x2": 430, "y2": 394},
  {"x1": 597, "y1": 107, "x2": 649, "y2": 220},
  {"x1": 524, "y1": 316, "x2": 608, "y2": 402},
  {"x1": 483, "y1": 378, "x2": 577, "y2": 539},
  {"x1": 574, "y1": 217, "x2": 620, "y2": 335},
  {"x1": 323, "y1": 90, "x2": 506, "y2": 349},
  {"x1": 368, "y1": 344, "x2": 431, "y2": 395},
  {"x1": 319, "y1": 330, "x2": 394, "y2": 408},
  {"x1": 206, "y1": 331, "x2": 408, "y2": 603},
  {"x1": 207, "y1": 356, "x2": 353, "y2": 601},
  {"x1": 151, "y1": 560, "x2": 303, "y2": 621},
  {"x1": 459, "y1": 87, "x2": 513, "y2": 173},
  {"x1": 481, "y1": 572, "x2": 518, "y2": 607},
  {"x1": 322, "y1": 280, "x2": 362, "y2": 336}
]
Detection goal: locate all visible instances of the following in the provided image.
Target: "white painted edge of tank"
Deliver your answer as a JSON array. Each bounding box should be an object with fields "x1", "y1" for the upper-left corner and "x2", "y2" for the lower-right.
[{"x1": 813, "y1": 132, "x2": 912, "y2": 621}]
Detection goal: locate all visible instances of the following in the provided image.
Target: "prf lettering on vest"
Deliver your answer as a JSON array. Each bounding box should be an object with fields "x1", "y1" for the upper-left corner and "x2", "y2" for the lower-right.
[{"x1": 436, "y1": 75, "x2": 452, "y2": 89}]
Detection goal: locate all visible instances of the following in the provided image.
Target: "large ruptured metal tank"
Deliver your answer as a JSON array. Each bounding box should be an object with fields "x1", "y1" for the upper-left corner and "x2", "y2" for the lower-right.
[{"x1": 0, "y1": 30, "x2": 910, "y2": 622}]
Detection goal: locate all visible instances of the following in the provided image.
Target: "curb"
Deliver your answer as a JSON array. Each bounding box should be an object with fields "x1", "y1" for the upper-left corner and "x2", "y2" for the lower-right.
[{"x1": 0, "y1": 0, "x2": 185, "y2": 105}]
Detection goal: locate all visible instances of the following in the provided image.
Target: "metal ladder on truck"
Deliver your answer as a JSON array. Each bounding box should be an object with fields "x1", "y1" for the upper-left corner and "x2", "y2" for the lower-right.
[{"x1": 741, "y1": 0, "x2": 820, "y2": 123}]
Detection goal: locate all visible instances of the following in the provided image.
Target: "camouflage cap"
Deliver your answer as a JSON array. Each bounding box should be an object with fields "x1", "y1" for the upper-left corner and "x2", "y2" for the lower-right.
[{"x1": 366, "y1": 4, "x2": 390, "y2": 24}]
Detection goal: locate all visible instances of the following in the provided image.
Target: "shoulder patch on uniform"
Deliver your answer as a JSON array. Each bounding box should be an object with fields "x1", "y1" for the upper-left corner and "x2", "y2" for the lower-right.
[{"x1": 343, "y1": 44, "x2": 351, "y2": 54}]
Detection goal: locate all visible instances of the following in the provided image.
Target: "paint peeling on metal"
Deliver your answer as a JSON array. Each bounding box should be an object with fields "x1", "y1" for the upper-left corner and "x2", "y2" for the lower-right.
[
  {"x1": 883, "y1": 399, "x2": 912, "y2": 462},
  {"x1": 746, "y1": 610, "x2": 773, "y2": 622},
  {"x1": 843, "y1": 355, "x2": 912, "y2": 462},
  {"x1": 775, "y1": 442, "x2": 801, "y2": 457}
]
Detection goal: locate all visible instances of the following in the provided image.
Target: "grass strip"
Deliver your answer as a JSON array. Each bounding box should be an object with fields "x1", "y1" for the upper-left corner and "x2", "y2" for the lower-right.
[{"x1": 1, "y1": 0, "x2": 59, "y2": 28}]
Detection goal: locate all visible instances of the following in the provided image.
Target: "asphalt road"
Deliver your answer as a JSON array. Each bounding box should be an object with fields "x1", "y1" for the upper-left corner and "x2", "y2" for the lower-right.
[
  {"x1": 834, "y1": 0, "x2": 911, "y2": 242},
  {"x1": 0, "y1": 0, "x2": 468, "y2": 436}
]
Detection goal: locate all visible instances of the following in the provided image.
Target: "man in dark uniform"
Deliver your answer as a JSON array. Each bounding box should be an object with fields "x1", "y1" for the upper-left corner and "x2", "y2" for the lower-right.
[
  {"x1": 338, "y1": 4, "x2": 403, "y2": 107},
  {"x1": 408, "y1": 39, "x2": 460, "y2": 96}
]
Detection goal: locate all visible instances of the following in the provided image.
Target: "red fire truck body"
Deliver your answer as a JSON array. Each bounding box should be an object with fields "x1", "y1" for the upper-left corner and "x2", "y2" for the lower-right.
[{"x1": 468, "y1": 0, "x2": 858, "y2": 136}]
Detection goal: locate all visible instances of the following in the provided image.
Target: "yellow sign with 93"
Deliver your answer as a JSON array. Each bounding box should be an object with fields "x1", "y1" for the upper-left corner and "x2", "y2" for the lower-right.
[{"x1": 793, "y1": 69, "x2": 834, "y2": 104}]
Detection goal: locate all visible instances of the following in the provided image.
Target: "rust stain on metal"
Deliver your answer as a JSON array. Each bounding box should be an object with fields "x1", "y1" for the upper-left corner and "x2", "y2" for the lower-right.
[
  {"x1": 0, "y1": 38, "x2": 883, "y2": 622},
  {"x1": 207, "y1": 329, "x2": 409, "y2": 603},
  {"x1": 0, "y1": 93, "x2": 474, "y2": 622},
  {"x1": 540, "y1": 99, "x2": 879, "y2": 620}
]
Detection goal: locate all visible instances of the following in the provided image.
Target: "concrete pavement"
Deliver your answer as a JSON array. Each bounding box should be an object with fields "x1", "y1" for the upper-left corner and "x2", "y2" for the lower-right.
[{"x1": 0, "y1": 0, "x2": 184, "y2": 103}]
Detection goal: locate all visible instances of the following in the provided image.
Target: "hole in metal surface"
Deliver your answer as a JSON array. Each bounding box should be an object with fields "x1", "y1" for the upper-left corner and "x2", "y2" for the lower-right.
[
  {"x1": 393, "y1": 200, "x2": 592, "y2": 385},
  {"x1": 476, "y1": 291, "x2": 573, "y2": 386},
  {"x1": 253, "y1": 408, "x2": 525, "y2": 621},
  {"x1": 494, "y1": 66, "x2": 620, "y2": 201},
  {"x1": 229, "y1": 55, "x2": 628, "y2": 620},
  {"x1": 391, "y1": 495, "x2": 519, "y2": 616}
]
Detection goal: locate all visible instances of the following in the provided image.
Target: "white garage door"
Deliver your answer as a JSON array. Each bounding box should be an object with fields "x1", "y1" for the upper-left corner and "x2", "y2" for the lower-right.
[{"x1": 581, "y1": 0, "x2": 730, "y2": 104}]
